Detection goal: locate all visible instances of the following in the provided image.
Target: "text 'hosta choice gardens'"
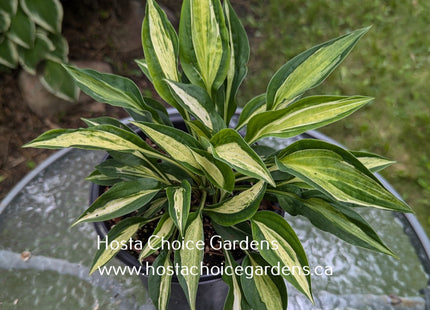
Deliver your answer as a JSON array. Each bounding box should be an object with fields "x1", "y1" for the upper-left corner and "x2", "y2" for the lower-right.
[{"x1": 24, "y1": 0, "x2": 412, "y2": 309}]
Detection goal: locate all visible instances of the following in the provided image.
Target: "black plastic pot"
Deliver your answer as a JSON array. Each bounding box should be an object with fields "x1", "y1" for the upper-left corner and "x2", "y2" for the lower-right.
[{"x1": 91, "y1": 115, "x2": 229, "y2": 310}]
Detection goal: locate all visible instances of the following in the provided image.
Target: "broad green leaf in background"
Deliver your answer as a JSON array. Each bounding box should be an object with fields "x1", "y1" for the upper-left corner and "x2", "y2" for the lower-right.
[
  {"x1": 0, "y1": 39, "x2": 18, "y2": 68},
  {"x1": 139, "y1": 213, "x2": 175, "y2": 260},
  {"x1": 21, "y1": 0, "x2": 63, "y2": 33},
  {"x1": 205, "y1": 180, "x2": 266, "y2": 226},
  {"x1": 175, "y1": 212, "x2": 204, "y2": 310},
  {"x1": 179, "y1": 0, "x2": 230, "y2": 94},
  {"x1": 245, "y1": 95, "x2": 372, "y2": 143},
  {"x1": 240, "y1": 253, "x2": 288, "y2": 310},
  {"x1": 46, "y1": 32, "x2": 68, "y2": 63},
  {"x1": 222, "y1": 250, "x2": 251, "y2": 310},
  {"x1": 18, "y1": 32, "x2": 53, "y2": 74},
  {"x1": 165, "y1": 80, "x2": 225, "y2": 132},
  {"x1": 73, "y1": 179, "x2": 160, "y2": 225},
  {"x1": 142, "y1": 0, "x2": 180, "y2": 107},
  {"x1": 64, "y1": 65, "x2": 147, "y2": 111},
  {"x1": 236, "y1": 94, "x2": 266, "y2": 130},
  {"x1": 148, "y1": 249, "x2": 173, "y2": 310},
  {"x1": 266, "y1": 27, "x2": 370, "y2": 110},
  {"x1": 275, "y1": 192, "x2": 395, "y2": 256},
  {"x1": 351, "y1": 151, "x2": 395, "y2": 172},
  {"x1": 132, "y1": 122, "x2": 203, "y2": 174},
  {"x1": 276, "y1": 139, "x2": 411, "y2": 212},
  {"x1": 191, "y1": 148, "x2": 235, "y2": 192},
  {"x1": 7, "y1": 8, "x2": 35, "y2": 49},
  {"x1": 251, "y1": 211, "x2": 312, "y2": 302},
  {"x1": 211, "y1": 129, "x2": 275, "y2": 186},
  {"x1": 223, "y1": 0, "x2": 250, "y2": 122},
  {"x1": 167, "y1": 180, "x2": 191, "y2": 236},
  {"x1": 0, "y1": 0, "x2": 18, "y2": 16},
  {"x1": 89, "y1": 217, "x2": 148, "y2": 274},
  {"x1": 41, "y1": 60, "x2": 80, "y2": 102}
]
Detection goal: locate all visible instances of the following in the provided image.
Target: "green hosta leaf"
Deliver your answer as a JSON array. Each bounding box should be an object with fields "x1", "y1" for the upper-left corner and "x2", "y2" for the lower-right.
[
  {"x1": 135, "y1": 59, "x2": 152, "y2": 83},
  {"x1": 132, "y1": 122, "x2": 203, "y2": 174},
  {"x1": 41, "y1": 60, "x2": 80, "y2": 102},
  {"x1": 222, "y1": 250, "x2": 251, "y2": 310},
  {"x1": 165, "y1": 80, "x2": 225, "y2": 132},
  {"x1": 85, "y1": 170, "x2": 121, "y2": 186},
  {"x1": 142, "y1": 0, "x2": 180, "y2": 107},
  {"x1": 139, "y1": 197, "x2": 167, "y2": 218},
  {"x1": 73, "y1": 179, "x2": 160, "y2": 225},
  {"x1": 0, "y1": 0, "x2": 18, "y2": 16},
  {"x1": 95, "y1": 158, "x2": 161, "y2": 183},
  {"x1": 0, "y1": 10, "x2": 11, "y2": 33},
  {"x1": 212, "y1": 221, "x2": 252, "y2": 243},
  {"x1": 276, "y1": 139, "x2": 411, "y2": 212},
  {"x1": 223, "y1": 0, "x2": 249, "y2": 122},
  {"x1": 45, "y1": 32, "x2": 68, "y2": 63},
  {"x1": 167, "y1": 180, "x2": 191, "y2": 236},
  {"x1": 148, "y1": 249, "x2": 173, "y2": 310},
  {"x1": 174, "y1": 212, "x2": 204, "y2": 310},
  {"x1": 236, "y1": 94, "x2": 266, "y2": 130},
  {"x1": 352, "y1": 151, "x2": 395, "y2": 172},
  {"x1": 179, "y1": 0, "x2": 230, "y2": 94},
  {"x1": 240, "y1": 253, "x2": 288, "y2": 310},
  {"x1": 21, "y1": 0, "x2": 63, "y2": 33},
  {"x1": 266, "y1": 27, "x2": 370, "y2": 110},
  {"x1": 251, "y1": 211, "x2": 312, "y2": 302},
  {"x1": 205, "y1": 180, "x2": 266, "y2": 226},
  {"x1": 275, "y1": 192, "x2": 395, "y2": 256},
  {"x1": 17, "y1": 32, "x2": 52, "y2": 74},
  {"x1": 82, "y1": 117, "x2": 135, "y2": 133},
  {"x1": 7, "y1": 8, "x2": 35, "y2": 49},
  {"x1": 89, "y1": 217, "x2": 148, "y2": 274},
  {"x1": 191, "y1": 148, "x2": 235, "y2": 192},
  {"x1": 185, "y1": 120, "x2": 212, "y2": 141},
  {"x1": 0, "y1": 39, "x2": 18, "y2": 68},
  {"x1": 142, "y1": 97, "x2": 173, "y2": 126},
  {"x1": 139, "y1": 213, "x2": 175, "y2": 260},
  {"x1": 211, "y1": 129, "x2": 275, "y2": 186},
  {"x1": 64, "y1": 65, "x2": 146, "y2": 111},
  {"x1": 245, "y1": 96, "x2": 372, "y2": 143}
]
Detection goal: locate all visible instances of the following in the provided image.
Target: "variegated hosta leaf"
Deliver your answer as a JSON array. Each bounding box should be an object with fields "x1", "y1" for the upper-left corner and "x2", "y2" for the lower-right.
[
  {"x1": 236, "y1": 94, "x2": 266, "y2": 130},
  {"x1": 21, "y1": 0, "x2": 63, "y2": 33},
  {"x1": 135, "y1": 59, "x2": 152, "y2": 83},
  {"x1": 139, "y1": 197, "x2": 167, "y2": 218},
  {"x1": 82, "y1": 117, "x2": 135, "y2": 133},
  {"x1": 275, "y1": 192, "x2": 395, "y2": 256},
  {"x1": 23, "y1": 124, "x2": 154, "y2": 156},
  {"x1": 139, "y1": 213, "x2": 175, "y2": 260},
  {"x1": 89, "y1": 217, "x2": 148, "y2": 274},
  {"x1": 179, "y1": 0, "x2": 230, "y2": 94},
  {"x1": 240, "y1": 253, "x2": 288, "y2": 310},
  {"x1": 210, "y1": 129, "x2": 275, "y2": 186},
  {"x1": 0, "y1": 0, "x2": 18, "y2": 16},
  {"x1": 167, "y1": 180, "x2": 191, "y2": 236},
  {"x1": 0, "y1": 10, "x2": 11, "y2": 33},
  {"x1": 40, "y1": 60, "x2": 80, "y2": 102},
  {"x1": 175, "y1": 212, "x2": 204, "y2": 310},
  {"x1": 191, "y1": 148, "x2": 235, "y2": 192},
  {"x1": 165, "y1": 80, "x2": 225, "y2": 132},
  {"x1": 351, "y1": 151, "x2": 395, "y2": 172},
  {"x1": 64, "y1": 65, "x2": 147, "y2": 111},
  {"x1": 251, "y1": 211, "x2": 312, "y2": 302},
  {"x1": 132, "y1": 122, "x2": 203, "y2": 174},
  {"x1": 148, "y1": 249, "x2": 173, "y2": 310},
  {"x1": 0, "y1": 39, "x2": 18, "y2": 68},
  {"x1": 205, "y1": 181, "x2": 266, "y2": 226},
  {"x1": 95, "y1": 158, "x2": 162, "y2": 183},
  {"x1": 7, "y1": 8, "x2": 35, "y2": 49},
  {"x1": 73, "y1": 180, "x2": 160, "y2": 225},
  {"x1": 223, "y1": 0, "x2": 250, "y2": 122},
  {"x1": 85, "y1": 170, "x2": 121, "y2": 186},
  {"x1": 266, "y1": 27, "x2": 370, "y2": 110},
  {"x1": 142, "y1": 0, "x2": 181, "y2": 108},
  {"x1": 222, "y1": 250, "x2": 251, "y2": 310},
  {"x1": 45, "y1": 32, "x2": 68, "y2": 63},
  {"x1": 212, "y1": 221, "x2": 252, "y2": 243},
  {"x1": 245, "y1": 95, "x2": 372, "y2": 144},
  {"x1": 276, "y1": 139, "x2": 411, "y2": 212}
]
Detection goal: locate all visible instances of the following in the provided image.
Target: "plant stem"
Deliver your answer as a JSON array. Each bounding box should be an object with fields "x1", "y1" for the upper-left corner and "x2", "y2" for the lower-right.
[{"x1": 197, "y1": 190, "x2": 207, "y2": 213}]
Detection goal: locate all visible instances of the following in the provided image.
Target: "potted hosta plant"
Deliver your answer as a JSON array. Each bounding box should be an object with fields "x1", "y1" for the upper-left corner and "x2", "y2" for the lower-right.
[{"x1": 24, "y1": 0, "x2": 412, "y2": 309}]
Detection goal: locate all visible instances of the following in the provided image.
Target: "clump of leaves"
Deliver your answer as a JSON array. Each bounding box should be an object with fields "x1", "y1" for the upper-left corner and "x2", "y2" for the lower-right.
[
  {"x1": 24, "y1": 0, "x2": 411, "y2": 309},
  {"x1": 0, "y1": 0, "x2": 78, "y2": 101}
]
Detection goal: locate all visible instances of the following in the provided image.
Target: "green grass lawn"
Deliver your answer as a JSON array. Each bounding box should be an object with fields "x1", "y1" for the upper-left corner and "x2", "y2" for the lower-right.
[{"x1": 238, "y1": 0, "x2": 430, "y2": 235}]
